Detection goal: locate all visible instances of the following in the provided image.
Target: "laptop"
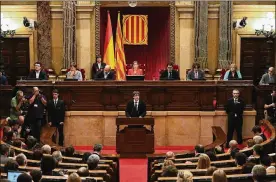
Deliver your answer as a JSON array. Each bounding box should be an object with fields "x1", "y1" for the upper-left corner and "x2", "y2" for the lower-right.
[
  {"x1": 126, "y1": 75, "x2": 145, "y2": 81},
  {"x1": 8, "y1": 171, "x2": 23, "y2": 182},
  {"x1": 64, "y1": 78, "x2": 78, "y2": 81}
]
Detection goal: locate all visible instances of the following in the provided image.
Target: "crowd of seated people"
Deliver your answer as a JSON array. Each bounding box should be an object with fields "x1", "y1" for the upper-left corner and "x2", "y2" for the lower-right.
[{"x1": 149, "y1": 123, "x2": 275, "y2": 182}]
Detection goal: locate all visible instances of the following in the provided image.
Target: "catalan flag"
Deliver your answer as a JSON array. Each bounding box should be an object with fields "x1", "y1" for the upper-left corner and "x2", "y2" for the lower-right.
[
  {"x1": 123, "y1": 15, "x2": 148, "y2": 45},
  {"x1": 103, "y1": 11, "x2": 115, "y2": 69},
  {"x1": 115, "y1": 12, "x2": 126, "y2": 81}
]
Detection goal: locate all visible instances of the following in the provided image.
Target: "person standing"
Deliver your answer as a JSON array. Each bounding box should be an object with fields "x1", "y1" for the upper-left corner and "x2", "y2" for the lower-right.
[
  {"x1": 47, "y1": 89, "x2": 65, "y2": 146},
  {"x1": 264, "y1": 87, "x2": 276, "y2": 124},
  {"x1": 125, "y1": 91, "x2": 146, "y2": 118},
  {"x1": 92, "y1": 55, "x2": 106, "y2": 79},
  {"x1": 224, "y1": 89, "x2": 245, "y2": 148},
  {"x1": 10, "y1": 90, "x2": 26, "y2": 125},
  {"x1": 27, "y1": 87, "x2": 47, "y2": 142}
]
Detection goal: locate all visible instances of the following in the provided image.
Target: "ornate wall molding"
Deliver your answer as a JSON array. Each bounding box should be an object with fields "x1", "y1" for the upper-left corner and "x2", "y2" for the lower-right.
[
  {"x1": 63, "y1": 1, "x2": 77, "y2": 68},
  {"x1": 218, "y1": 1, "x2": 233, "y2": 69},
  {"x1": 95, "y1": 1, "x2": 101, "y2": 56},
  {"x1": 194, "y1": 1, "x2": 208, "y2": 69},
  {"x1": 170, "y1": 1, "x2": 176, "y2": 63},
  {"x1": 37, "y1": 1, "x2": 52, "y2": 68}
]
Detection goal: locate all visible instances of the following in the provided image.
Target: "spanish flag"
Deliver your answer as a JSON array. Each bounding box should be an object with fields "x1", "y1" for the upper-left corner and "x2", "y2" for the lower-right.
[
  {"x1": 103, "y1": 11, "x2": 115, "y2": 69},
  {"x1": 115, "y1": 12, "x2": 126, "y2": 81}
]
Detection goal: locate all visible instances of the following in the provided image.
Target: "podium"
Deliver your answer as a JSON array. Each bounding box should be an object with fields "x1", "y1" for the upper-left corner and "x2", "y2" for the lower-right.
[{"x1": 116, "y1": 117, "x2": 155, "y2": 158}]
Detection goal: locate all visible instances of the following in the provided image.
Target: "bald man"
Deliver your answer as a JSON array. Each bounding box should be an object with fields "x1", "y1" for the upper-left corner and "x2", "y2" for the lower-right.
[
  {"x1": 27, "y1": 87, "x2": 47, "y2": 142},
  {"x1": 94, "y1": 65, "x2": 115, "y2": 80},
  {"x1": 259, "y1": 67, "x2": 276, "y2": 85}
]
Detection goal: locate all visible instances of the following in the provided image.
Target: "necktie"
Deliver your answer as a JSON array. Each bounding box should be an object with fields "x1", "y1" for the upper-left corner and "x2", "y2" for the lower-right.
[
  {"x1": 195, "y1": 71, "x2": 198, "y2": 79},
  {"x1": 135, "y1": 102, "x2": 138, "y2": 111},
  {"x1": 234, "y1": 99, "x2": 237, "y2": 104},
  {"x1": 168, "y1": 72, "x2": 172, "y2": 79},
  {"x1": 54, "y1": 100, "x2": 57, "y2": 106}
]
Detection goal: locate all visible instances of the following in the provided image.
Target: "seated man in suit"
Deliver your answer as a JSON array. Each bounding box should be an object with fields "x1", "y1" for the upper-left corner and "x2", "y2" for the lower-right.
[
  {"x1": 95, "y1": 65, "x2": 115, "y2": 80},
  {"x1": 28, "y1": 62, "x2": 48, "y2": 80},
  {"x1": 259, "y1": 67, "x2": 276, "y2": 85},
  {"x1": 160, "y1": 63, "x2": 180, "y2": 80},
  {"x1": 92, "y1": 55, "x2": 106, "y2": 79},
  {"x1": 187, "y1": 63, "x2": 205, "y2": 80}
]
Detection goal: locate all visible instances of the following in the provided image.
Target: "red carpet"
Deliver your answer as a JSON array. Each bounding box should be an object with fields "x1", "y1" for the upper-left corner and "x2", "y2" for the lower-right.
[{"x1": 120, "y1": 158, "x2": 147, "y2": 182}]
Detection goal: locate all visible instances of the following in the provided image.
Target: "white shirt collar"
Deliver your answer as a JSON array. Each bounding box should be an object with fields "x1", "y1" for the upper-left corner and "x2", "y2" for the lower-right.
[
  {"x1": 134, "y1": 100, "x2": 139, "y2": 104},
  {"x1": 35, "y1": 71, "x2": 40, "y2": 78}
]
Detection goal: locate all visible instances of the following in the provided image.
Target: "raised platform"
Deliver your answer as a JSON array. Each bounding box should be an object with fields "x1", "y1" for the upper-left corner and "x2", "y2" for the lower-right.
[{"x1": 64, "y1": 110, "x2": 256, "y2": 147}]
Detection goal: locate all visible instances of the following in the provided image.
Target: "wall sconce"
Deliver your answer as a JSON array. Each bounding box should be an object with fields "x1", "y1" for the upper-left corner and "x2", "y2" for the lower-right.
[{"x1": 255, "y1": 12, "x2": 275, "y2": 39}]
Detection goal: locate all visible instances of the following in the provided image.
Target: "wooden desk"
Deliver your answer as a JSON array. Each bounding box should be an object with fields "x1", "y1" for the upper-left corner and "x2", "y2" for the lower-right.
[
  {"x1": 0, "y1": 85, "x2": 13, "y2": 117},
  {"x1": 15, "y1": 80, "x2": 254, "y2": 111}
]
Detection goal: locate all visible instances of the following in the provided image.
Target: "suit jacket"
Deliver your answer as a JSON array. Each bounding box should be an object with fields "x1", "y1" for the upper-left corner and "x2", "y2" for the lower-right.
[
  {"x1": 259, "y1": 73, "x2": 276, "y2": 85},
  {"x1": 187, "y1": 70, "x2": 205, "y2": 80},
  {"x1": 47, "y1": 99, "x2": 65, "y2": 126},
  {"x1": 28, "y1": 70, "x2": 48, "y2": 80},
  {"x1": 95, "y1": 71, "x2": 115, "y2": 80},
  {"x1": 160, "y1": 70, "x2": 180, "y2": 80},
  {"x1": 125, "y1": 100, "x2": 147, "y2": 118},
  {"x1": 92, "y1": 62, "x2": 106, "y2": 79},
  {"x1": 127, "y1": 69, "x2": 144, "y2": 75},
  {"x1": 224, "y1": 98, "x2": 245, "y2": 119}
]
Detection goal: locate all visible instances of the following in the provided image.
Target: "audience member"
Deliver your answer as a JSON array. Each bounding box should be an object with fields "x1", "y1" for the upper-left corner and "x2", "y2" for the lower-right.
[
  {"x1": 10, "y1": 90, "x2": 26, "y2": 124},
  {"x1": 26, "y1": 136, "x2": 37, "y2": 150},
  {"x1": 177, "y1": 170, "x2": 193, "y2": 182},
  {"x1": 41, "y1": 155, "x2": 57, "y2": 175},
  {"x1": 227, "y1": 140, "x2": 240, "y2": 157},
  {"x1": 8, "y1": 148, "x2": 15, "y2": 158},
  {"x1": 41, "y1": 144, "x2": 51, "y2": 154},
  {"x1": 162, "y1": 160, "x2": 175, "y2": 170},
  {"x1": 197, "y1": 154, "x2": 211, "y2": 169},
  {"x1": 212, "y1": 169, "x2": 227, "y2": 182},
  {"x1": 252, "y1": 165, "x2": 267, "y2": 182},
  {"x1": 223, "y1": 63, "x2": 242, "y2": 80},
  {"x1": 251, "y1": 125, "x2": 267, "y2": 141},
  {"x1": 248, "y1": 144, "x2": 265, "y2": 164},
  {"x1": 206, "y1": 166, "x2": 218, "y2": 176},
  {"x1": 244, "y1": 139, "x2": 255, "y2": 149},
  {"x1": 30, "y1": 170, "x2": 42, "y2": 182},
  {"x1": 52, "y1": 150, "x2": 63, "y2": 165},
  {"x1": 33, "y1": 149, "x2": 43, "y2": 160},
  {"x1": 241, "y1": 162, "x2": 255, "y2": 174},
  {"x1": 15, "y1": 153, "x2": 27, "y2": 166},
  {"x1": 66, "y1": 172, "x2": 82, "y2": 182},
  {"x1": 93, "y1": 144, "x2": 103, "y2": 158},
  {"x1": 82, "y1": 152, "x2": 91, "y2": 163},
  {"x1": 5, "y1": 131, "x2": 16, "y2": 145},
  {"x1": 4, "y1": 159, "x2": 19, "y2": 173},
  {"x1": 10, "y1": 123, "x2": 22, "y2": 139},
  {"x1": 87, "y1": 154, "x2": 100, "y2": 170},
  {"x1": 194, "y1": 144, "x2": 205, "y2": 157},
  {"x1": 206, "y1": 151, "x2": 217, "y2": 161},
  {"x1": 253, "y1": 135, "x2": 263, "y2": 145},
  {"x1": 0, "y1": 144, "x2": 9, "y2": 164},
  {"x1": 234, "y1": 152, "x2": 247, "y2": 167},
  {"x1": 259, "y1": 67, "x2": 276, "y2": 85},
  {"x1": 165, "y1": 151, "x2": 175, "y2": 160},
  {"x1": 13, "y1": 139, "x2": 22, "y2": 149},
  {"x1": 77, "y1": 167, "x2": 90, "y2": 177},
  {"x1": 65, "y1": 146, "x2": 75, "y2": 157},
  {"x1": 17, "y1": 172, "x2": 32, "y2": 182},
  {"x1": 214, "y1": 145, "x2": 224, "y2": 154},
  {"x1": 161, "y1": 165, "x2": 178, "y2": 177},
  {"x1": 260, "y1": 155, "x2": 276, "y2": 173},
  {"x1": 66, "y1": 64, "x2": 83, "y2": 81}
]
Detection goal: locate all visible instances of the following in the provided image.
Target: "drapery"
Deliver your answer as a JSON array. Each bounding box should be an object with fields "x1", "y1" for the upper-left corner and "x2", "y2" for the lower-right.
[{"x1": 100, "y1": 7, "x2": 170, "y2": 80}]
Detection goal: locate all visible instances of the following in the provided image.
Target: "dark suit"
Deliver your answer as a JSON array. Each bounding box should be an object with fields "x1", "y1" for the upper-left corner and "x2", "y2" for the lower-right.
[
  {"x1": 92, "y1": 62, "x2": 106, "y2": 79},
  {"x1": 47, "y1": 99, "x2": 65, "y2": 146},
  {"x1": 187, "y1": 70, "x2": 205, "y2": 80},
  {"x1": 95, "y1": 71, "x2": 115, "y2": 80},
  {"x1": 160, "y1": 70, "x2": 180, "y2": 80},
  {"x1": 224, "y1": 97, "x2": 245, "y2": 146},
  {"x1": 28, "y1": 70, "x2": 48, "y2": 80},
  {"x1": 125, "y1": 100, "x2": 146, "y2": 118}
]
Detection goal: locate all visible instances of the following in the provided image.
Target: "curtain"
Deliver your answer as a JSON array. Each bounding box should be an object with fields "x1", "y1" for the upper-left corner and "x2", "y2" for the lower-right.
[{"x1": 100, "y1": 7, "x2": 170, "y2": 80}]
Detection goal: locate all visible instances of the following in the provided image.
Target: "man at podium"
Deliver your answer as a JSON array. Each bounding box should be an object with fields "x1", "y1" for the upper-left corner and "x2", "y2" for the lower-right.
[{"x1": 125, "y1": 91, "x2": 146, "y2": 118}]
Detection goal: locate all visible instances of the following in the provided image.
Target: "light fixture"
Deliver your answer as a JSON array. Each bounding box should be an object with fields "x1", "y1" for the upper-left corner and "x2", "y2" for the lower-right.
[
  {"x1": 128, "y1": 1, "x2": 137, "y2": 7},
  {"x1": 255, "y1": 12, "x2": 276, "y2": 39},
  {"x1": 1, "y1": 13, "x2": 16, "y2": 37}
]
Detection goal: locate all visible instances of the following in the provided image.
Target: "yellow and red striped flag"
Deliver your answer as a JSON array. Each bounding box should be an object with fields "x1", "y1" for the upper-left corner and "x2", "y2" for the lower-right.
[
  {"x1": 103, "y1": 11, "x2": 115, "y2": 69},
  {"x1": 115, "y1": 12, "x2": 126, "y2": 81}
]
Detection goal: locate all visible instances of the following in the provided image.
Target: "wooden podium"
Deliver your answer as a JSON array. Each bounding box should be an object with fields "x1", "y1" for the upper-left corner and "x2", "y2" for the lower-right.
[{"x1": 116, "y1": 117, "x2": 155, "y2": 158}]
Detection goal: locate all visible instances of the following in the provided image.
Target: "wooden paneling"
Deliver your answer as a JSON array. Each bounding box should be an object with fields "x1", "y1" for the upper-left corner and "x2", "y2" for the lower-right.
[{"x1": 0, "y1": 85, "x2": 13, "y2": 118}]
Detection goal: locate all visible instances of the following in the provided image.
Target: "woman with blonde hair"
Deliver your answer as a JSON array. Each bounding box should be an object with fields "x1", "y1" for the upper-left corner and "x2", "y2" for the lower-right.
[
  {"x1": 177, "y1": 170, "x2": 193, "y2": 182},
  {"x1": 66, "y1": 172, "x2": 81, "y2": 182},
  {"x1": 212, "y1": 169, "x2": 227, "y2": 182},
  {"x1": 197, "y1": 154, "x2": 211, "y2": 169},
  {"x1": 223, "y1": 63, "x2": 242, "y2": 80},
  {"x1": 127, "y1": 61, "x2": 144, "y2": 75}
]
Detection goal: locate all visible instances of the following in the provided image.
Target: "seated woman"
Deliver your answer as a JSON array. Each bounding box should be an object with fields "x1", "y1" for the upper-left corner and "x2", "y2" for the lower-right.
[
  {"x1": 127, "y1": 61, "x2": 144, "y2": 75},
  {"x1": 66, "y1": 64, "x2": 83, "y2": 81},
  {"x1": 223, "y1": 63, "x2": 242, "y2": 80}
]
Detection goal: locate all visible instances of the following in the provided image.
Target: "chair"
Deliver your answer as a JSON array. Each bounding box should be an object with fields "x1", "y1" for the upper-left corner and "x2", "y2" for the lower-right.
[{"x1": 126, "y1": 63, "x2": 146, "y2": 75}]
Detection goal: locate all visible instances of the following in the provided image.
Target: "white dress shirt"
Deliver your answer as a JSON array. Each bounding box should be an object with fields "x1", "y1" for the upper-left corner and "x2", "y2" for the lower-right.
[{"x1": 35, "y1": 71, "x2": 40, "y2": 79}]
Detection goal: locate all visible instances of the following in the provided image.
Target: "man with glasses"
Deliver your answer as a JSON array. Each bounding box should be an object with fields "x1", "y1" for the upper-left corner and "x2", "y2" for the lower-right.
[
  {"x1": 224, "y1": 89, "x2": 245, "y2": 148},
  {"x1": 28, "y1": 62, "x2": 48, "y2": 80},
  {"x1": 259, "y1": 67, "x2": 276, "y2": 85},
  {"x1": 160, "y1": 63, "x2": 180, "y2": 80}
]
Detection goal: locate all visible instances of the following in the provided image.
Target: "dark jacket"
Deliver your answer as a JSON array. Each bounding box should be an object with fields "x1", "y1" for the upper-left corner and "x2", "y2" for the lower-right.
[
  {"x1": 92, "y1": 62, "x2": 106, "y2": 79},
  {"x1": 125, "y1": 100, "x2": 147, "y2": 118},
  {"x1": 95, "y1": 71, "x2": 115, "y2": 80},
  {"x1": 47, "y1": 99, "x2": 65, "y2": 126},
  {"x1": 187, "y1": 70, "x2": 205, "y2": 80},
  {"x1": 28, "y1": 70, "x2": 48, "y2": 80},
  {"x1": 224, "y1": 98, "x2": 245, "y2": 119},
  {"x1": 27, "y1": 95, "x2": 47, "y2": 120},
  {"x1": 160, "y1": 70, "x2": 180, "y2": 80}
]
